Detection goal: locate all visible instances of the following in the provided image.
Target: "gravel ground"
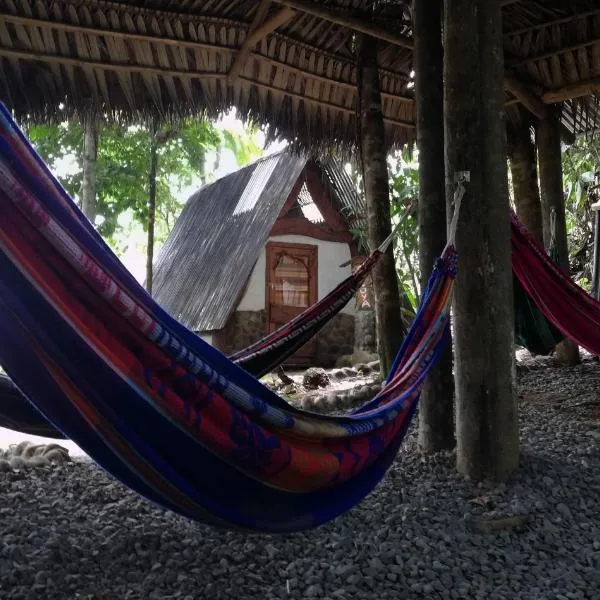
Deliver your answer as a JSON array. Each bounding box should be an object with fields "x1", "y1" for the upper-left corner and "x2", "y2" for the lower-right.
[{"x1": 1, "y1": 356, "x2": 599, "y2": 600}]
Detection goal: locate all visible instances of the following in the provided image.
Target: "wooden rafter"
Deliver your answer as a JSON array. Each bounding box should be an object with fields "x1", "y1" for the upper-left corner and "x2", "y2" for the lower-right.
[
  {"x1": 0, "y1": 45, "x2": 416, "y2": 128},
  {"x1": 0, "y1": 11, "x2": 409, "y2": 93},
  {"x1": 504, "y1": 8, "x2": 600, "y2": 37},
  {"x1": 228, "y1": 2, "x2": 296, "y2": 81},
  {"x1": 504, "y1": 74, "x2": 547, "y2": 119},
  {"x1": 0, "y1": 41, "x2": 413, "y2": 105},
  {"x1": 271, "y1": 0, "x2": 414, "y2": 49},
  {"x1": 509, "y1": 36, "x2": 600, "y2": 67},
  {"x1": 0, "y1": 46, "x2": 227, "y2": 80},
  {"x1": 542, "y1": 76, "x2": 600, "y2": 104}
]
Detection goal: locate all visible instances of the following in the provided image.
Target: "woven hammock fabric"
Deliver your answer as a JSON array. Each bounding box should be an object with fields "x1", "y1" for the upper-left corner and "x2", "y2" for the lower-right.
[
  {"x1": 0, "y1": 243, "x2": 380, "y2": 440},
  {"x1": 512, "y1": 212, "x2": 600, "y2": 355},
  {"x1": 0, "y1": 104, "x2": 457, "y2": 531}
]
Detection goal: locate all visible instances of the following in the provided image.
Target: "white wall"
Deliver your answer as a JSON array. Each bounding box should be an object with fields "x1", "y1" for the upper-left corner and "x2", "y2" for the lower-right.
[{"x1": 237, "y1": 235, "x2": 355, "y2": 315}]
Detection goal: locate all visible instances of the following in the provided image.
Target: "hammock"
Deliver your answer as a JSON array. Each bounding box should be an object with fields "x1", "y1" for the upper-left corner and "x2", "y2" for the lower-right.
[
  {"x1": 0, "y1": 103, "x2": 459, "y2": 532},
  {"x1": 0, "y1": 251, "x2": 382, "y2": 439},
  {"x1": 512, "y1": 212, "x2": 600, "y2": 356},
  {"x1": 513, "y1": 249, "x2": 564, "y2": 355},
  {"x1": 0, "y1": 251, "x2": 383, "y2": 440},
  {"x1": 0, "y1": 101, "x2": 414, "y2": 438}
]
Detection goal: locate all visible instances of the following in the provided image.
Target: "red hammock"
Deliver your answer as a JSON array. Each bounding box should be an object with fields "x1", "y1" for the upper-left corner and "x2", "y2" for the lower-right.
[{"x1": 511, "y1": 212, "x2": 600, "y2": 355}]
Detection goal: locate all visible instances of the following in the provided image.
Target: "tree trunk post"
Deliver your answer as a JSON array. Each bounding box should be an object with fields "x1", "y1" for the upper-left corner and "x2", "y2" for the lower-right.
[
  {"x1": 81, "y1": 109, "x2": 98, "y2": 224},
  {"x1": 444, "y1": 0, "x2": 519, "y2": 481},
  {"x1": 358, "y1": 34, "x2": 406, "y2": 376},
  {"x1": 146, "y1": 121, "x2": 159, "y2": 295},
  {"x1": 592, "y1": 207, "x2": 600, "y2": 300},
  {"x1": 507, "y1": 115, "x2": 543, "y2": 243},
  {"x1": 414, "y1": 0, "x2": 455, "y2": 453},
  {"x1": 537, "y1": 107, "x2": 580, "y2": 365}
]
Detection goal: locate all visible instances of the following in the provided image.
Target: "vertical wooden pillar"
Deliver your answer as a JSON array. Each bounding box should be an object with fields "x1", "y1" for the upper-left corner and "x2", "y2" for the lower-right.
[
  {"x1": 146, "y1": 120, "x2": 159, "y2": 295},
  {"x1": 81, "y1": 109, "x2": 98, "y2": 224},
  {"x1": 591, "y1": 207, "x2": 600, "y2": 300},
  {"x1": 537, "y1": 107, "x2": 580, "y2": 364},
  {"x1": 414, "y1": 0, "x2": 455, "y2": 452},
  {"x1": 444, "y1": 0, "x2": 519, "y2": 481},
  {"x1": 507, "y1": 115, "x2": 543, "y2": 243},
  {"x1": 358, "y1": 34, "x2": 406, "y2": 376}
]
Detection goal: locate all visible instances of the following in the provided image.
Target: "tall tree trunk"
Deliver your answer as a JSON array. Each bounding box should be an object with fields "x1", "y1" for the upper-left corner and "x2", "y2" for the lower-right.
[
  {"x1": 358, "y1": 35, "x2": 406, "y2": 376},
  {"x1": 444, "y1": 0, "x2": 519, "y2": 481},
  {"x1": 507, "y1": 116, "x2": 543, "y2": 243},
  {"x1": 414, "y1": 0, "x2": 455, "y2": 453},
  {"x1": 537, "y1": 107, "x2": 580, "y2": 365},
  {"x1": 146, "y1": 123, "x2": 158, "y2": 295},
  {"x1": 81, "y1": 110, "x2": 97, "y2": 224}
]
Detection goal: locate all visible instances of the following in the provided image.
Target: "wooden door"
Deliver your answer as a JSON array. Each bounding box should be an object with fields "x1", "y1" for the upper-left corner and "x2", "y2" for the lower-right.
[{"x1": 266, "y1": 242, "x2": 318, "y2": 365}]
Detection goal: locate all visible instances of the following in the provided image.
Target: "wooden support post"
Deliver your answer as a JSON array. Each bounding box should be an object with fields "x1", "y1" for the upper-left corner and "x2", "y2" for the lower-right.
[
  {"x1": 591, "y1": 205, "x2": 600, "y2": 300},
  {"x1": 358, "y1": 34, "x2": 406, "y2": 376},
  {"x1": 537, "y1": 106, "x2": 580, "y2": 364},
  {"x1": 507, "y1": 114, "x2": 543, "y2": 242},
  {"x1": 414, "y1": 0, "x2": 455, "y2": 453},
  {"x1": 146, "y1": 119, "x2": 159, "y2": 296},
  {"x1": 444, "y1": 0, "x2": 519, "y2": 481},
  {"x1": 81, "y1": 108, "x2": 97, "y2": 224}
]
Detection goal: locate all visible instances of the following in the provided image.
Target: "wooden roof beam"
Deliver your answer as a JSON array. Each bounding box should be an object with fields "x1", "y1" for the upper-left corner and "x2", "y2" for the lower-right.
[
  {"x1": 504, "y1": 8, "x2": 600, "y2": 37},
  {"x1": 509, "y1": 36, "x2": 600, "y2": 67},
  {"x1": 228, "y1": 2, "x2": 296, "y2": 81},
  {"x1": 503, "y1": 74, "x2": 576, "y2": 143},
  {"x1": 504, "y1": 74, "x2": 547, "y2": 119},
  {"x1": 271, "y1": 0, "x2": 413, "y2": 49},
  {"x1": 542, "y1": 76, "x2": 600, "y2": 104}
]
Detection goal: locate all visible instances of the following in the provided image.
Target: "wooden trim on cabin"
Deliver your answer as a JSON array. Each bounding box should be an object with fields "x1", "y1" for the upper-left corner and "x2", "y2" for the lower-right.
[
  {"x1": 277, "y1": 174, "x2": 306, "y2": 219},
  {"x1": 265, "y1": 241, "x2": 318, "y2": 363},
  {"x1": 304, "y1": 163, "x2": 349, "y2": 232},
  {"x1": 270, "y1": 217, "x2": 354, "y2": 242}
]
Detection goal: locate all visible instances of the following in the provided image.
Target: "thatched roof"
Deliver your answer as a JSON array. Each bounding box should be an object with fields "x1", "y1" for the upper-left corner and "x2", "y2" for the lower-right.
[
  {"x1": 504, "y1": 1, "x2": 600, "y2": 136},
  {"x1": 1, "y1": 0, "x2": 599, "y2": 150},
  {"x1": 152, "y1": 150, "x2": 364, "y2": 331}
]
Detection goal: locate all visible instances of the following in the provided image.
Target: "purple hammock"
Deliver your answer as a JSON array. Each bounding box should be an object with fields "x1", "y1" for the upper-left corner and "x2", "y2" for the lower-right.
[{"x1": 0, "y1": 212, "x2": 391, "y2": 439}]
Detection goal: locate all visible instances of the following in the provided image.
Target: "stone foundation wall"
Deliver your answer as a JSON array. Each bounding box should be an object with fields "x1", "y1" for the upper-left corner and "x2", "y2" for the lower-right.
[
  {"x1": 214, "y1": 310, "x2": 267, "y2": 356},
  {"x1": 316, "y1": 312, "x2": 355, "y2": 367},
  {"x1": 214, "y1": 310, "x2": 356, "y2": 367},
  {"x1": 354, "y1": 308, "x2": 376, "y2": 354}
]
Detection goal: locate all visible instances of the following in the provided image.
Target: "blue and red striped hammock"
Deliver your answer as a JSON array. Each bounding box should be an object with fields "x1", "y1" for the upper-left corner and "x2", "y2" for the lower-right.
[
  {"x1": 0, "y1": 103, "x2": 458, "y2": 531},
  {"x1": 0, "y1": 241, "x2": 383, "y2": 438}
]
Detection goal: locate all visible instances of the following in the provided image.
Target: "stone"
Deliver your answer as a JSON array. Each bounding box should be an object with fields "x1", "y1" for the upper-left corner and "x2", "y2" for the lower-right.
[
  {"x1": 335, "y1": 349, "x2": 379, "y2": 368},
  {"x1": 300, "y1": 395, "x2": 315, "y2": 410},
  {"x1": 312, "y1": 395, "x2": 327, "y2": 410},
  {"x1": 469, "y1": 515, "x2": 530, "y2": 534},
  {"x1": 316, "y1": 313, "x2": 355, "y2": 366},
  {"x1": 326, "y1": 391, "x2": 340, "y2": 409},
  {"x1": 302, "y1": 368, "x2": 330, "y2": 390}
]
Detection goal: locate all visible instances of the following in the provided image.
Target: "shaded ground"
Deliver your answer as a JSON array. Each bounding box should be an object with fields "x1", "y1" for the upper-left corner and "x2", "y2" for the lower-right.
[{"x1": 0, "y1": 352, "x2": 599, "y2": 599}]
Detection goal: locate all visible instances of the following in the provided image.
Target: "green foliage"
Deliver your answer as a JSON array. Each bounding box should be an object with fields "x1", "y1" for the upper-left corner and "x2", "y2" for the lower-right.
[
  {"x1": 344, "y1": 148, "x2": 420, "y2": 317},
  {"x1": 24, "y1": 116, "x2": 263, "y2": 253},
  {"x1": 388, "y1": 147, "x2": 420, "y2": 312},
  {"x1": 25, "y1": 121, "x2": 83, "y2": 198},
  {"x1": 562, "y1": 136, "x2": 600, "y2": 287}
]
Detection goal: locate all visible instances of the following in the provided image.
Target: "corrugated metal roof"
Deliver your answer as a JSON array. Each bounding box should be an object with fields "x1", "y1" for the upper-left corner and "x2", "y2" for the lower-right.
[{"x1": 152, "y1": 151, "x2": 365, "y2": 331}]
